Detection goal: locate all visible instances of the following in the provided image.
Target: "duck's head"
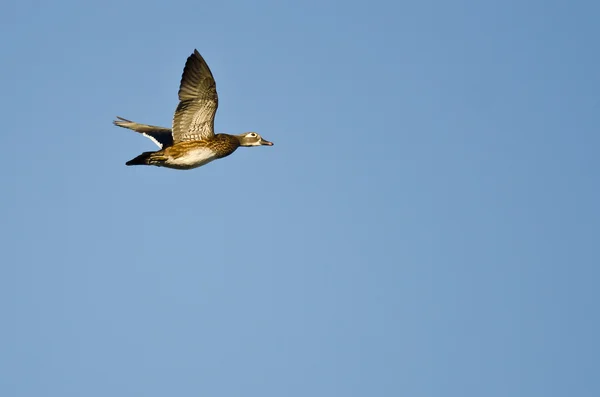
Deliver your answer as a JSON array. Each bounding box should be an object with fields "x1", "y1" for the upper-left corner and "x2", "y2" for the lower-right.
[{"x1": 237, "y1": 132, "x2": 274, "y2": 147}]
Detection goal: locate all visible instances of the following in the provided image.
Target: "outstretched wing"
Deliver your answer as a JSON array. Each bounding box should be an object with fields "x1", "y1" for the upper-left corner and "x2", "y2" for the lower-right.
[
  {"x1": 171, "y1": 49, "x2": 219, "y2": 143},
  {"x1": 113, "y1": 116, "x2": 174, "y2": 148}
]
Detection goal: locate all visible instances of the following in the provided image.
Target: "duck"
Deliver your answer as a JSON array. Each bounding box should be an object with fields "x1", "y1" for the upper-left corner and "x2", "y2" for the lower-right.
[{"x1": 114, "y1": 49, "x2": 273, "y2": 170}]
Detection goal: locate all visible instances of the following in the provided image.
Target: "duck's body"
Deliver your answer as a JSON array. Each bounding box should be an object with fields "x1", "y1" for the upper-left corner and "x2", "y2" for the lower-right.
[
  {"x1": 114, "y1": 49, "x2": 273, "y2": 170},
  {"x1": 126, "y1": 134, "x2": 241, "y2": 170}
]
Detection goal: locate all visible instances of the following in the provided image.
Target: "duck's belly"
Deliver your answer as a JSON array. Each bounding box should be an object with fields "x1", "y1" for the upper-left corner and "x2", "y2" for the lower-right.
[{"x1": 166, "y1": 147, "x2": 218, "y2": 170}]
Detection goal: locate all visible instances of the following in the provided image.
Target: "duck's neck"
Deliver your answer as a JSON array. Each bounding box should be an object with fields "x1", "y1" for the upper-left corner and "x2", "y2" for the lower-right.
[{"x1": 213, "y1": 134, "x2": 241, "y2": 158}]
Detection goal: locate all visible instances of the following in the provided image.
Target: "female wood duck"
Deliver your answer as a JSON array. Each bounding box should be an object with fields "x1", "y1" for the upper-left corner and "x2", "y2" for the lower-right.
[{"x1": 114, "y1": 49, "x2": 273, "y2": 170}]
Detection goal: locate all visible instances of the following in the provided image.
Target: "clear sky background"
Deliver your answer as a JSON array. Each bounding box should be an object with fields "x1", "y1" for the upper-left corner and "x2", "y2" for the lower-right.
[{"x1": 1, "y1": 0, "x2": 598, "y2": 396}]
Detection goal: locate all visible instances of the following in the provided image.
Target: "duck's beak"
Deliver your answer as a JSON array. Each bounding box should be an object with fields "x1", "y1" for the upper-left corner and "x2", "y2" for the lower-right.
[{"x1": 261, "y1": 138, "x2": 274, "y2": 146}]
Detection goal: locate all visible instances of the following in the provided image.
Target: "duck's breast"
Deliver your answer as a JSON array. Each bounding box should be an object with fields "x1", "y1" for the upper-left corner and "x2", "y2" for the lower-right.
[{"x1": 168, "y1": 146, "x2": 218, "y2": 169}]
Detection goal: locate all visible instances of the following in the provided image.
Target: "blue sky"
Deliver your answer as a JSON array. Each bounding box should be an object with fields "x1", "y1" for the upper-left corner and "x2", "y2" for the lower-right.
[{"x1": 1, "y1": 0, "x2": 599, "y2": 396}]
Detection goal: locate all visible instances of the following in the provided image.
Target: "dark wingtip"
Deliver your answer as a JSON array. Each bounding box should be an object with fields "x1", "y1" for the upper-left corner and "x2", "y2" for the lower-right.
[{"x1": 113, "y1": 116, "x2": 130, "y2": 127}]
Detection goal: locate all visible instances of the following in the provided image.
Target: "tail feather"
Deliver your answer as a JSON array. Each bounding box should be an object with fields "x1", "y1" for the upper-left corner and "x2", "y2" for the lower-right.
[
  {"x1": 126, "y1": 152, "x2": 153, "y2": 166},
  {"x1": 126, "y1": 151, "x2": 168, "y2": 166}
]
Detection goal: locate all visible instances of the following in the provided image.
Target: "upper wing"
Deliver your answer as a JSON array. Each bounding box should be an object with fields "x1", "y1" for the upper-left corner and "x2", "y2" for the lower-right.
[
  {"x1": 171, "y1": 50, "x2": 219, "y2": 143},
  {"x1": 113, "y1": 116, "x2": 174, "y2": 148}
]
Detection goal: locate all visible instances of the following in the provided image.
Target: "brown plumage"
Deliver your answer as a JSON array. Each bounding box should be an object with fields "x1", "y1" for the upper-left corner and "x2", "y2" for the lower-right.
[{"x1": 114, "y1": 49, "x2": 273, "y2": 170}]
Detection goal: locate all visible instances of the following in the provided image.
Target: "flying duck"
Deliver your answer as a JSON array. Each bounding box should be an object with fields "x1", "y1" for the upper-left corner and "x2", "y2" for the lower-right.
[{"x1": 114, "y1": 49, "x2": 273, "y2": 170}]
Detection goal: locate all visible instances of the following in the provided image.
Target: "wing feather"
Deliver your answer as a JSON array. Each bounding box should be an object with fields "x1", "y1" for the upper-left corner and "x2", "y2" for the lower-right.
[
  {"x1": 171, "y1": 50, "x2": 218, "y2": 143},
  {"x1": 113, "y1": 116, "x2": 173, "y2": 148}
]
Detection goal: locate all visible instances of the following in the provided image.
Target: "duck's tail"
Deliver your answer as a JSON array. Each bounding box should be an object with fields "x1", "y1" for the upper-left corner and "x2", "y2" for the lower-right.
[
  {"x1": 126, "y1": 152, "x2": 152, "y2": 166},
  {"x1": 126, "y1": 151, "x2": 167, "y2": 166}
]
